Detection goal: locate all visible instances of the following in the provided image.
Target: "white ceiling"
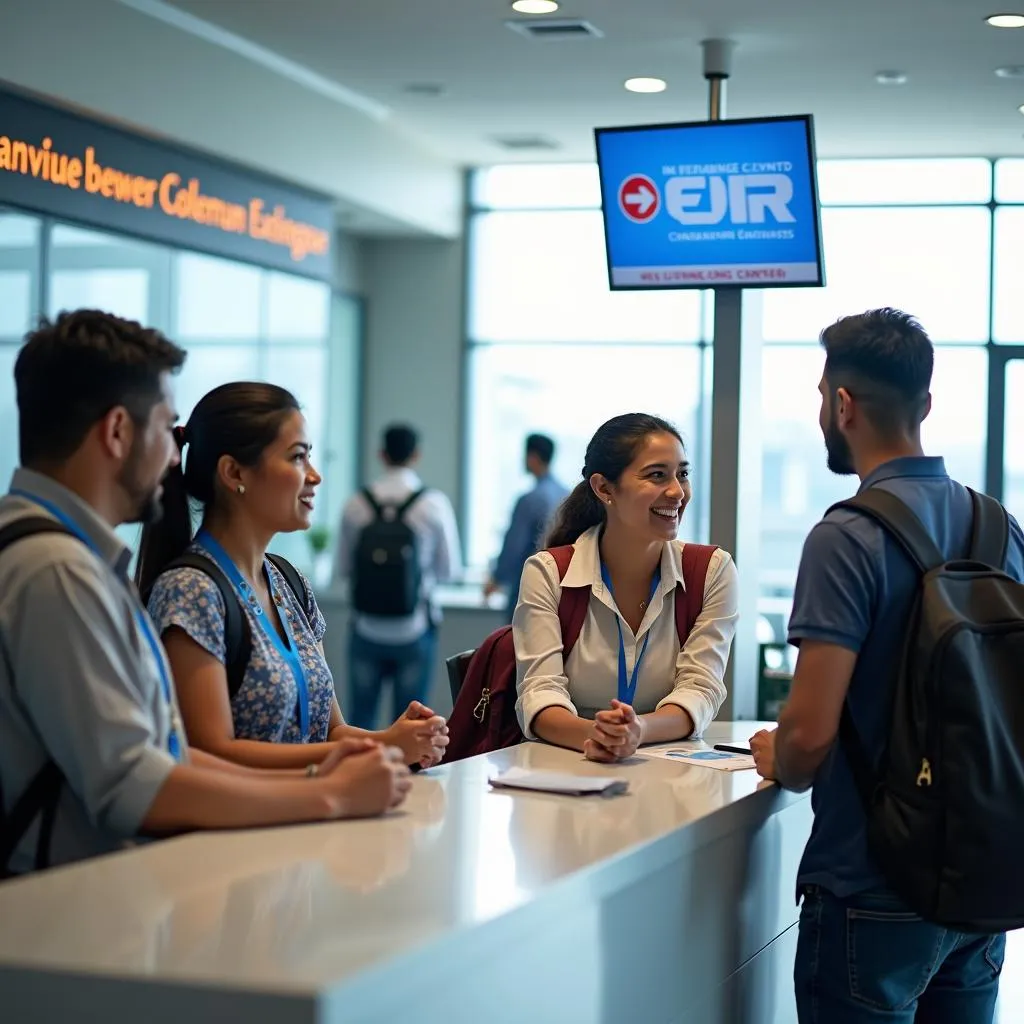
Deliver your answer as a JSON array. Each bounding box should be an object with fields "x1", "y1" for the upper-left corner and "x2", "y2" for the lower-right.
[{"x1": 167, "y1": 0, "x2": 1024, "y2": 165}]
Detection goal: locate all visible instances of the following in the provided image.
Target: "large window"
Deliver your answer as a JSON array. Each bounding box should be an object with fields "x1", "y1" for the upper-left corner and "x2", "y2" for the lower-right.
[
  {"x1": 466, "y1": 165, "x2": 712, "y2": 572},
  {"x1": 466, "y1": 343, "x2": 706, "y2": 567},
  {"x1": 0, "y1": 213, "x2": 358, "y2": 577},
  {"x1": 0, "y1": 210, "x2": 42, "y2": 491},
  {"x1": 467, "y1": 159, "x2": 1018, "y2": 615}
]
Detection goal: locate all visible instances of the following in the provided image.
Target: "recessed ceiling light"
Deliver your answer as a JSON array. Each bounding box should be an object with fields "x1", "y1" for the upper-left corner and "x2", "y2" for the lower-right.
[
  {"x1": 875, "y1": 70, "x2": 908, "y2": 85},
  {"x1": 625, "y1": 77, "x2": 667, "y2": 94},
  {"x1": 987, "y1": 13, "x2": 1024, "y2": 27},
  {"x1": 511, "y1": 0, "x2": 559, "y2": 13},
  {"x1": 996, "y1": 66, "x2": 1024, "y2": 78},
  {"x1": 1019, "y1": 103, "x2": 1024, "y2": 114}
]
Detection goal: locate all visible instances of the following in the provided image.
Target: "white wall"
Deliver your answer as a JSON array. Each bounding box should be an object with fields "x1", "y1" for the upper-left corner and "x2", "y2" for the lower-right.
[
  {"x1": 359, "y1": 237, "x2": 466, "y2": 517},
  {"x1": 332, "y1": 232, "x2": 366, "y2": 296}
]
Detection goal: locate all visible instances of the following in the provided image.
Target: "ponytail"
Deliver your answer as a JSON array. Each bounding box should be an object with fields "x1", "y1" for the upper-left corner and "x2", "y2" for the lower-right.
[
  {"x1": 134, "y1": 382, "x2": 300, "y2": 597},
  {"x1": 136, "y1": 427, "x2": 194, "y2": 597},
  {"x1": 545, "y1": 480, "x2": 604, "y2": 548}
]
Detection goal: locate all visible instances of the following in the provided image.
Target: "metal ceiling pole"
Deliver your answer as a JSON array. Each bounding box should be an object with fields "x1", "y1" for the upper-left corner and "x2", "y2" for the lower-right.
[
  {"x1": 701, "y1": 39, "x2": 763, "y2": 720},
  {"x1": 703, "y1": 38, "x2": 734, "y2": 122}
]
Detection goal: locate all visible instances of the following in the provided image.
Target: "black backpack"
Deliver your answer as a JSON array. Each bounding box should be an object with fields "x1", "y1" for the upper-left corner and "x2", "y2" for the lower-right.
[
  {"x1": 351, "y1": 488, "x2": 426, "y2": 617},
  {"x1": 0, "y1": 517, "x2": 77, "y2": 876},
  {"x1": 828, "y1": 485, "x2": 1024, "y2": 933},
  {"x1": 147, "y1": 550, "x2": 309, "y2": 701}
]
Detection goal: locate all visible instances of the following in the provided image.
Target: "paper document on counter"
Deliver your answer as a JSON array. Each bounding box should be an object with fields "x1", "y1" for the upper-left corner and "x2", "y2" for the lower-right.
[
  {"x1": 490, "y1": 767, "x2": 629, "y2": 797},
  {"x1": 638, "y1": 747, "x2": 757, "y2": 772}
]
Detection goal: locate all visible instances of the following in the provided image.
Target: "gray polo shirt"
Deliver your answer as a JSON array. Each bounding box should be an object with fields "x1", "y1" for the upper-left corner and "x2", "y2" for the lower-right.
[{"x1": 0, "y1": 468, "x2": 185, "y2": 874}]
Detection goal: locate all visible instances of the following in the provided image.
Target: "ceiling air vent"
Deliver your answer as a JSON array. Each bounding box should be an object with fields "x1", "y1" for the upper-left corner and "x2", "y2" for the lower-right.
[
  {"x1": 505, "y1": 18, "x2": 604, "y2": 41},
  {"x1": 492, "y1": 135, "x2": 561, "y2": 151}
]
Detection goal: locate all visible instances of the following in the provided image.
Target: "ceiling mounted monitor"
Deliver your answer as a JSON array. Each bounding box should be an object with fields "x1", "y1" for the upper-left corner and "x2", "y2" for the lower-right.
[{"x1": 594, "y1": 114, "x2": 825, "y2": 290}]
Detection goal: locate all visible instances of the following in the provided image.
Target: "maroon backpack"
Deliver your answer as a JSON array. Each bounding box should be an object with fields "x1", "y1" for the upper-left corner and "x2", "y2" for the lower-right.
[{"x1": 444, "y1": 542, "x2": 718, "y2": 763}]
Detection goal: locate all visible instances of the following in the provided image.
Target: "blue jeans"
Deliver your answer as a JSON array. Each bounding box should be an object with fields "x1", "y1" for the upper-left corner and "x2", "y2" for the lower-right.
[
  {"x1": 796, "y1": 886, "x2": 1005, "y2": 1024},
  {"x1": 348, "y1": 627, "x2": 438, "y2": 730}
]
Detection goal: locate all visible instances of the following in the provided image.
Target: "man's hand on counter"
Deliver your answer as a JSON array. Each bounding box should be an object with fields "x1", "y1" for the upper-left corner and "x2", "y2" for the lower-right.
[
  {"x1": 321, "y1": 744, "x2": 412, "y2": 817},
  {"x1": 749, "y1": 728, "x2": 778, "y2": 781}
]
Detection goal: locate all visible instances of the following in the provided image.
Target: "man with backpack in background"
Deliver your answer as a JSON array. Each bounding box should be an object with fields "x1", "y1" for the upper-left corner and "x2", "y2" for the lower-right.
[
  {"x1": 750, "y1": 307, "x2": 1024, "y2": 1022},
  {"x1": 336, "y1": 424, "x2": 462, "y2": 729},
  {"x1": 483, "y1": 433, "x2": 568, "y2": 622}
]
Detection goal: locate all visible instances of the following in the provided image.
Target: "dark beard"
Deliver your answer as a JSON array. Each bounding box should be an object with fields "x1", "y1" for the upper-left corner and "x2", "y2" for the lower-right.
[
  {"x1": 127, "y1": 491, "x2": 164, "y2": 525},
  {"x1": 824, "y1": 416, "x2": 856, "y2": 476},
  {"x1": 118, "y1": 443, "x2": 164, "y2": 525}
]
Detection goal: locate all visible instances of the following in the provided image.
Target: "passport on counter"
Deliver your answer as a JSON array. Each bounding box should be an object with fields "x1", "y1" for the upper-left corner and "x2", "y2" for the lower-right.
[{"x1": 489, "y1": 767, "x2": 629, "y2": 798}]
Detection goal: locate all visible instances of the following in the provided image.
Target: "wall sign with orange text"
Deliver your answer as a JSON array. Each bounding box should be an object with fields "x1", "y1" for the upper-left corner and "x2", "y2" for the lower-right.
[{"x1": 0, "y1": 88, "x2": 333, "y2": 280}]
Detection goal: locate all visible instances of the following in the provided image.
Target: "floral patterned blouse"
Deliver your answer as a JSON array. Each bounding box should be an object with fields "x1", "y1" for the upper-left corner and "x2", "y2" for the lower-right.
[{"x1": 147, "y1": 545, "x2": 333, "y2": 743}]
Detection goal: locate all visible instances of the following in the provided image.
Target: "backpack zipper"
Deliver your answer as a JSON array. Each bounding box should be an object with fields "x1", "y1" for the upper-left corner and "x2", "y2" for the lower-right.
[{"x1": 473, "y1": 687, "x2": 491, "y2": 723}]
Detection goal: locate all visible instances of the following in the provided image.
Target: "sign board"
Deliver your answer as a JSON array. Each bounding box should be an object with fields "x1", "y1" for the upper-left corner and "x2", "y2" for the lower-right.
[
  {"x1": 595, "y1": 115, "x2": 825, "y2": 290},
  {"x1": 0, "y1": 88, "x2": 334, "y2": 280}
]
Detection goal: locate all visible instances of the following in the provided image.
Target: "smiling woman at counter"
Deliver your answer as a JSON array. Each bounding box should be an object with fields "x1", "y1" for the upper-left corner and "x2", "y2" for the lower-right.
[{"x1": 513, "y1": 413, "x2": 739, "y2": 763}]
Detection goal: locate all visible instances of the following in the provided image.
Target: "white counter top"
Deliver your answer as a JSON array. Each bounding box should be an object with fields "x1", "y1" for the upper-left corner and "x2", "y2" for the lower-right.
[{"x1": 0, "y1": 723, "x2": 809, "y2": 1024}]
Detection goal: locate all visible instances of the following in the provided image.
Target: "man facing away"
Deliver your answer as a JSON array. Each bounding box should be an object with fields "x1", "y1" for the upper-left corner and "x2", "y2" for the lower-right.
[
  {"x1": 483, "y1": 433, "x2": 567, "y2": 621},
  {"x1": 750, "y1": 308, "x2": 1024, "y2": 1023},
  {"x1": 0, "y1": 311, "x2": 409, "y2": 876},
  {"x1": 336, "y1": 424, "x2": 462, "y2": 729}
]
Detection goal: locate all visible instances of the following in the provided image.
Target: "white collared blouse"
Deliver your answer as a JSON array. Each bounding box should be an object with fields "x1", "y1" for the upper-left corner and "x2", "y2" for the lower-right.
[{"x1": 513, "y1": 526, "x2": 739, "y2": 739}]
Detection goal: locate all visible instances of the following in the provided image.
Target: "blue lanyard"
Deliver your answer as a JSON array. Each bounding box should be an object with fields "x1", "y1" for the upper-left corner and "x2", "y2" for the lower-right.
[
  {"x1": 600, "y1": 562, "x2": 661, "y2": 706},
  {"x1": 10, "y1": 489, "x2": 182, "y2": 762},
  {"x1": 195, "y1": 529, "x2": 311, "y2": 740}
]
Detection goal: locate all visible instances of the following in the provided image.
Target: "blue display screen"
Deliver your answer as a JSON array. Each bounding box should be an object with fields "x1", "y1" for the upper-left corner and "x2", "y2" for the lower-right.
[{"x1": 595, "y1": 115, "x2": 825, "y2": 290}]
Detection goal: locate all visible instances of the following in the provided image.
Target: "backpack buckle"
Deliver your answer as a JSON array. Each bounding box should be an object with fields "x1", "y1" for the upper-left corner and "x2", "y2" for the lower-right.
[{"x1": 473, "y1": 687, "x2": 491, "y2": 723}]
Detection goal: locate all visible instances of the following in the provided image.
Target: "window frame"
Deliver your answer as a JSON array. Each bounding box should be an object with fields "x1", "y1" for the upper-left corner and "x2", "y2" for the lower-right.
[{"x1": 462, "y1": 159, "x2": 1019, "y2": 584}]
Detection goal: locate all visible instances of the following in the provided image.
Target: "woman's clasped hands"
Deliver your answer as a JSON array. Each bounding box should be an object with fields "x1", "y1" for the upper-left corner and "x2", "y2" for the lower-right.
[{"x1": 583, "y1": 699, "x2": 644, "y2": 763}]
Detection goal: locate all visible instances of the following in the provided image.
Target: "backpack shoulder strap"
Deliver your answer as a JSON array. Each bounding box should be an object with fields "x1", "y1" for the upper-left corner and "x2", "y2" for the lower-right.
[
  {"x1": 548, "y1": 545, "x2": 591, "y2": 657},
  {"x1": 676, "y1": 544, "x2": 718, "y2": 644},
  {"x1": 266, "y1": 553, "x2": 312, "y2": 626},
  {"x1": 396, "y1": 488, "x2": 428, "y2": 519},
  {"x1": 967, "y1": 488, "x2": 1009, "y2": 569},
  {"x1": 0, "y1": 516, "x2": 77, "y2": 554},
  {"x1": 266, "y1": 553, "x2": 307, "y2": 604},
  {"x1": 361, "y1": 488, "x2": 384, "y2": 519},
  {"x1": 0, "y1": 760, "x2": 63, "y2": 877},
  {"x1": 827, "y1": 488, "x2": 943, "y2": 574},
  {"x1": 157, "y1": 553, "x2": 251, "y2": 701},
  {"x1": 0, "y1": 518, "x2": 86, "y2": 876}
]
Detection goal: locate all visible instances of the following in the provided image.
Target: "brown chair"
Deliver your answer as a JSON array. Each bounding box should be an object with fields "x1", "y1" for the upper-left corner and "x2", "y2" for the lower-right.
[{"x1": 445, "y1": 650, "x2": 476, "y2": 705}]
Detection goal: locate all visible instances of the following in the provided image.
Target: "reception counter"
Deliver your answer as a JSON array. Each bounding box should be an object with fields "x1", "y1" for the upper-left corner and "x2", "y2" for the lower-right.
[{"x1": 0, "y1": 723, "x2": 811, "y2": 1024}]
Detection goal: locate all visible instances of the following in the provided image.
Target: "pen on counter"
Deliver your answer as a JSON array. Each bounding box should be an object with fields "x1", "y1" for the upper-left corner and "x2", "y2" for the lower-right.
[{"x1": 713, "y1": 744, "x2": 752, "y2": 756}]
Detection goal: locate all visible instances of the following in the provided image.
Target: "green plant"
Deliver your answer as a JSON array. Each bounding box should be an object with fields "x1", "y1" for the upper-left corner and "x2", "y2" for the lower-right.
[{"x1": 306, "y1": 525, "x2": 331, "y2": 555}]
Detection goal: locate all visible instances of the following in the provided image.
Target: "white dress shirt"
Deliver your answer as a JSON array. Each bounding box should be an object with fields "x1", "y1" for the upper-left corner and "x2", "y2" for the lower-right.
[
  {"x1": 513, "y1": 526, "x2": 738, "y2": 739},
  {"x1": 336, "y1": 467, "x2": 463, "y2": 645}
]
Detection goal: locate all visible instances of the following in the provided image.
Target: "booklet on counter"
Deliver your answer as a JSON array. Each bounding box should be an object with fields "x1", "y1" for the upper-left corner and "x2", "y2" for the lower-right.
[
  {"x1": 638, "y1": 747, "x2": 757, "y2": 772},
  {"x1": 489, "y1": 767, "x2": 629, "y2": 798}
]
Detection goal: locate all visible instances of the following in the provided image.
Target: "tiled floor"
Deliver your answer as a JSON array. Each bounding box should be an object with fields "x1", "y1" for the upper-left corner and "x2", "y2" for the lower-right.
[{"x1": 994, "y1": 930, "x2": 1023, "y2": 1022}]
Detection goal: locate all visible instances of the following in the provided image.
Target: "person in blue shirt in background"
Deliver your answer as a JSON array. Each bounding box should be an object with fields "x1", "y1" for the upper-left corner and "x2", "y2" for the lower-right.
[
  {"x1": 750, "y1": 307, "x2": 1024, "y2": 1024},
  {"x1": 484, "y1": 434, "x2": 568, "y2": 621}
]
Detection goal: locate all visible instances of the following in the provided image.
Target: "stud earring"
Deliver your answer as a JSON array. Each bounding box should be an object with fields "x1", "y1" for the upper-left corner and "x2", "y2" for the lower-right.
[
  {"x1": 237, "y1": 485, "x2": 246, "y2": 496},
  {"x1": 607, "y1": 499, "x2": 612, "y2": 506}
]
